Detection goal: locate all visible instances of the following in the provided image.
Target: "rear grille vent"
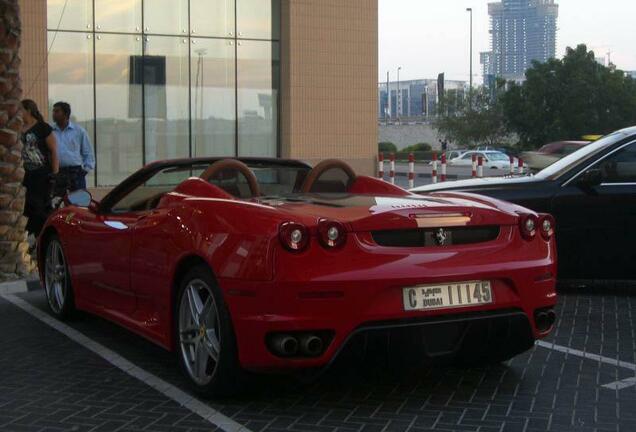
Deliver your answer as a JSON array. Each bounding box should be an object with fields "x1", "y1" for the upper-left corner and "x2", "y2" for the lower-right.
[{"x1": 372, "y1": 226, "x2": 500, "y2": 247}]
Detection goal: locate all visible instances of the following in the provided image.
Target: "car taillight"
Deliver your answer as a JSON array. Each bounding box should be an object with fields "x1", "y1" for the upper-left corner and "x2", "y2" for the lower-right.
[
  {"x1": 279, "y1": 222, "x2": 309, "y2": 252},
  {"x1": 519, "y1": 214, "x2": 538, "y2": 240},
  {"x1": 318, "y1": 220, "x2": 347, "y2": 249},
  {"x1": 538, "y1": 214, "x2": 555, "y2": 241}
]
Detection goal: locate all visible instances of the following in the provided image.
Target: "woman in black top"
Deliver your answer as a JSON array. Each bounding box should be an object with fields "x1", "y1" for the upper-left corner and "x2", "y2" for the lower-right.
[{"x1": 21, "y1": 99, "x2": 59, "y2": 237}]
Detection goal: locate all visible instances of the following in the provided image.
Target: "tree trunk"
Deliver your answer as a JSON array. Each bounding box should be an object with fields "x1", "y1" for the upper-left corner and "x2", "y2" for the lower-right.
[{"x1": 0, "y1": 0, "x2": 33, "y2": 279}]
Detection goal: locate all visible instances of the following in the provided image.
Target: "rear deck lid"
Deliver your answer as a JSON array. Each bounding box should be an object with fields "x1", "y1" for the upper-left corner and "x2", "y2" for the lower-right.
[{"x1": 261, "y1": 193, "x2": 520, "y2": 232}]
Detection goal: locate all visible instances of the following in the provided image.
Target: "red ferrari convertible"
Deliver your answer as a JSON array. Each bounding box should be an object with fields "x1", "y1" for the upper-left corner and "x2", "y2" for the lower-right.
[{"x1": 38, "y1": 157, "x2": 557, "y2": 395}]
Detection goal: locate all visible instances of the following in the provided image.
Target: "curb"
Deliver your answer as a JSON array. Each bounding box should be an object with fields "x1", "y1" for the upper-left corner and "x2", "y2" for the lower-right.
[{"x1": 0, "y1": 278, "x2": 40, "y2": 295}]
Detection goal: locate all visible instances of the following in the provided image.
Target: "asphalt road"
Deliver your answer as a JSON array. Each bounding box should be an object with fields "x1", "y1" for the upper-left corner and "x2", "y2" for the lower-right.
[{"x1": 1, "y1": 284, "x2": 636, "y2": 432}]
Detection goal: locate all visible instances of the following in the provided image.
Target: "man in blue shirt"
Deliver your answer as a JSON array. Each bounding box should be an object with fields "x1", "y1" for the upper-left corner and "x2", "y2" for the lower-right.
[{"x1": 51, "y1": 102, "x2": 95, "y2": 191}]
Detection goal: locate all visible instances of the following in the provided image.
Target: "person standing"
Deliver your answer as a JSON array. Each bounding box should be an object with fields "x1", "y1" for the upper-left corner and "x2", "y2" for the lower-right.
[
  {"x1": 51, "y1": 102, "x2": 95, "y2": 191},
  {"x1": 21, "y1": 99, "x2": 59, "y2": 237}
]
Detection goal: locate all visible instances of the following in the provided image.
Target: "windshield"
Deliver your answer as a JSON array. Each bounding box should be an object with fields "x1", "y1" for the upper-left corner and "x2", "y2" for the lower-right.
[
  {"x1": 110, "y1": 161, "x2": 310, "y2": 213},
  {"x1": 487, "y1": 153, "x2": 509, "y2": 161},
  {"x1": 535, "y1": 131, "x2": 629, "y2": 180}
]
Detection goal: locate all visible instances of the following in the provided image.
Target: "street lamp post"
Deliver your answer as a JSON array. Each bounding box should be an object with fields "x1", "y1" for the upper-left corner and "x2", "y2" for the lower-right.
[
  {"x1": 395, "y1": 66, "x2": 402, "y2": 123},
  {"x1": 466, "y1": 7, "x2": 473, "y2": 108},
  {"x1": 386, "y1": 71, "x2": 390, "y2": 123}
]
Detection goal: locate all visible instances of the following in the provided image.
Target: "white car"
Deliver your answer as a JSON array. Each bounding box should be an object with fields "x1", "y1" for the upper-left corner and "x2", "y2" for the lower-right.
[{"x1": 448, "y1": 150, "x2": 512, "y2": 170}]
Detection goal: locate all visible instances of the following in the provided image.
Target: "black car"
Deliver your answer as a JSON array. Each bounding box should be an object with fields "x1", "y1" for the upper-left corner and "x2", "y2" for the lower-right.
[{"x1": 412, "y1": 127, "x2": 636, "y2": 282}]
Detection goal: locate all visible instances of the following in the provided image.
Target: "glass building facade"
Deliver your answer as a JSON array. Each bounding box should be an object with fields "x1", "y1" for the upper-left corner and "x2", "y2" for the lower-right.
[{"x1": 46, "y1": 0, "x2": 280, "y2": 187}]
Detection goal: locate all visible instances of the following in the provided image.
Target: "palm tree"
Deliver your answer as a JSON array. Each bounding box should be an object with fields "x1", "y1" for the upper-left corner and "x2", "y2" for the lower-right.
[{"x1": 0, "y1": 0, "x2": 33, "y2": 278}]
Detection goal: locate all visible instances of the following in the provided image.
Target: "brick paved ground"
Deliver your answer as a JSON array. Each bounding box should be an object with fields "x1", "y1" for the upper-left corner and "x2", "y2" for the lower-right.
[
  {"x1": 1, "y1": 288, "x2": 636, "y2": 432},
  {"x1": 0, "y1": 295, "x2": 218, "y2": 432}
]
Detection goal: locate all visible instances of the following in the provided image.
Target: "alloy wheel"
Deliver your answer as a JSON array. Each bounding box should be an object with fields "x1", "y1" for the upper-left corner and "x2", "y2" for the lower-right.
[
  {"x1": 178, "y1": 279, "x2": 222, "y2": 386},
  {"x1": 45, "y1": 240, "x2": 67, "y2": 314}
]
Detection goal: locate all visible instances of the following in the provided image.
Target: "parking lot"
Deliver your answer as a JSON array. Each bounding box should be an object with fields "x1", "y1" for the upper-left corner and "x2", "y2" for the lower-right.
[{"x1": 1, "y1": 284, "x2": 635, "y2": 432}]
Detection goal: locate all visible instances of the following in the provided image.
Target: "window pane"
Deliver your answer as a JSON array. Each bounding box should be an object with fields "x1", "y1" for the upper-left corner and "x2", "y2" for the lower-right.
[
  {"x1": 143, "y1": 36, "x2": 190, "y2": 165},
  {"x1": 95, "y1": 0, "x2": 142, "y2": 33},
  {"x1": 237, "y1": 41, "x2": 278, "y2": 157},
  {"x1": 95, "y1": 34, "x2": 143, "y2": 186},
  {"x1": 143, "y1": 0, "x2": 188, "y2": 35},
  {"x1": 47, "y1": 31, "x2": 96, "y2": 187},
  {"x1": 597, "y1": 143, "x2": 636, "y2": 183},
  {"x1": 47, "y1": 0, "x2": 93, "y2": 31},
  {"x1": 191, "y1": 38, "x2": 236, "y2": 157},
  {"x1": 190, "y1": 0, "x2": 235, "y2": 38},
  {"x1": 237, "y1": 0, "x2": 280, "y2": 40}
]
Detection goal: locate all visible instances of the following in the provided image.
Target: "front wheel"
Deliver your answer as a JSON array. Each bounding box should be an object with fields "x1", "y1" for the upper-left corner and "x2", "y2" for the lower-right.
[
  {"x1": 43, "y1": 236, "x2": 75, "y2": 319},
  {"x1": 175, "y1": 265, "x2": 246, "y2": 396}
]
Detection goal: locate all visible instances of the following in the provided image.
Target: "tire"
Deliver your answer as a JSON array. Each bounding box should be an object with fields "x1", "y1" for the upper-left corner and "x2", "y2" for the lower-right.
[
  {"x1": 43, "y1": 235, "x2": 76, "y2": 320},
  {"x1": 174, "y1": 265, "x2": 246, "y2": 396}
]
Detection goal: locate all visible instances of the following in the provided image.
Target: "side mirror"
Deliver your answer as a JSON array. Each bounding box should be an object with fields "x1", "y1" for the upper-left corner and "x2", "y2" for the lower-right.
[
  {"x1": 578, "y1": 168, "x2": 602, "y2": 188},
  {"x1": 65, "y1": 190, "x2": 93, "y2": 208}
]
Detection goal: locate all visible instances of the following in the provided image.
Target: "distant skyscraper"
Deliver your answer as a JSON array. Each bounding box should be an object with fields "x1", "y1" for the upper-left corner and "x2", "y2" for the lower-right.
[
  {"x1": 481, "y1": 0, "x2": 559, "y2": 82},
  {"x1": 377, "y1": 79, "x2": 467, "y2": 120}
]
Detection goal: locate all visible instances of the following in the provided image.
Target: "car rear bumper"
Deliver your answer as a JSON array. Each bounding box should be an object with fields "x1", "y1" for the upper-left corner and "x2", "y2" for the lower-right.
[
  {"x1": 331, "y1": 308, "x2": 536, "y2": 368},
  {"x1": 221, "y1": 235, "x2": 557, "y2": 371}
]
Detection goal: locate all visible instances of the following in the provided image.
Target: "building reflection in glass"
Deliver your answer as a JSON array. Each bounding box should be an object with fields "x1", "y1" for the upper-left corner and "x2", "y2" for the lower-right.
[{"x1": 46, "y1": 0, "x2": 280, "y2": 187}]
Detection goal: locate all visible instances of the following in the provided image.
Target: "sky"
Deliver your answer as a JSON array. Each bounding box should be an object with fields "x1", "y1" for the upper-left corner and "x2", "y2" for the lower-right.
[{"x1": 379, "y1": 0, "x2": 636, "y2": 83}]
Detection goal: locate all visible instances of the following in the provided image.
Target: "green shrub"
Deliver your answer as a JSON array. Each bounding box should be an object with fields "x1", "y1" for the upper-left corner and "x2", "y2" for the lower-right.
[
  {"x1": 378, "y1": 142, "x2": 397, "y2": 154},
  {"x1": 402, "y1": 143, "x2": 432, "y2": 153}
]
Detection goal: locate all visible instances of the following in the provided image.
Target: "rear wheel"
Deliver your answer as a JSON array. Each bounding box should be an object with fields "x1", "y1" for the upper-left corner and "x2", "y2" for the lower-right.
[
  {"x1": 175, "y1": 265, "x2": 245, "y2": 396},
  {"x1": 43, "y1": 236, "x2": 75, "y2": 320}
]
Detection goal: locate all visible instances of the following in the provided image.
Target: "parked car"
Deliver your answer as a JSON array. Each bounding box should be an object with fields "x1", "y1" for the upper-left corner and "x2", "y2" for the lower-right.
[
  {"x1": 446, "y1": 149, "x2": 467, "y2": 160},
  {"x1": 427, "y1": 149, "x2": 466, "y2": 165},
  {"x1": 38, "y1": 157, "x2": 557, "y2": 395},
  {"x1": 449, "y1": 150, "x2": 512, "y2": 170},
  {"x1": 411, "y1": 126, "x2": 636, "y2": 282},
  {"x1": 522, "y1": 141, "x2": 589, "y2": 171}
]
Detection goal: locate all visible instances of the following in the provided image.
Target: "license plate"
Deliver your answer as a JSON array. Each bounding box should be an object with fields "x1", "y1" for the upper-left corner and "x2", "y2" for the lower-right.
[{"x1": 402, "y1": 281, "x2": 493, "y2": 311}]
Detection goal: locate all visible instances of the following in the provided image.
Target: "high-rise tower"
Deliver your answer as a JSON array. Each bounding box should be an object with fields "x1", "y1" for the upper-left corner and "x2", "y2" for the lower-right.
[{"x1": 481, "y1": 0, "x2": 558, "y2": 82}]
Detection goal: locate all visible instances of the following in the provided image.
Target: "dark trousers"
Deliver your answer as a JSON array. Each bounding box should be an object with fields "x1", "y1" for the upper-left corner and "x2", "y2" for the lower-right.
[
  {"x1": 60, "y1": 166, "x2": 87, "y2": 192},
  {"x1": 23, "y1": 168, "x2": 52, "y2": 237}
]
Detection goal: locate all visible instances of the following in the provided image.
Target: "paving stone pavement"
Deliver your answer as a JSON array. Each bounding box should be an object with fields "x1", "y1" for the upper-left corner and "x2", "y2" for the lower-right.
[
  {"x1": 1, "y1": 288, "x2": 636, "y2": 432},
  {"x1": 0, "y1": 295, "x2": 219, "y2": 432}
]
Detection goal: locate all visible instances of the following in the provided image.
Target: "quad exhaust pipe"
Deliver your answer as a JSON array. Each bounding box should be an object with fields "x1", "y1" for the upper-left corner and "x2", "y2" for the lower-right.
[
  {"x1": 299, "y1": 335, "x2": 324, "y2": 357},
  {"x1": 270, "y1": 335, "x2": 299, "y2": 357},
  {"x1": 268, "y1": 333, "x2": 328, "y2": 358},
  {"x1": 534, "y1": 309, "x2": 556, "y2": 332}
]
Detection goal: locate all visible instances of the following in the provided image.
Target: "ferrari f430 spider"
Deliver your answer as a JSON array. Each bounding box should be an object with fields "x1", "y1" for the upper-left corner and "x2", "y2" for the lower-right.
[{"x1": 38, "y1": 158, "x2": 557, "y2": 395}]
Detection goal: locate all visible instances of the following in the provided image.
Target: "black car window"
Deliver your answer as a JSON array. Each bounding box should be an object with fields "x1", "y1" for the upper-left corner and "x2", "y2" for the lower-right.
[
  {"x1": 595, "y1": 143, "x2": 636, "y2": 184},
  {"x1": 536, "y1": 131, "x2": 628, "y2": 180}
]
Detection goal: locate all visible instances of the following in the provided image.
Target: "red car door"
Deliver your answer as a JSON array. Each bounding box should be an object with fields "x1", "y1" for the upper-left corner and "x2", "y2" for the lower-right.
[
  {"x1": 68, "y1": 210, "x2": 144, "y2": 315},
  {"x1": 129, "y1": 208, "x2": 175, "y2": 324}
]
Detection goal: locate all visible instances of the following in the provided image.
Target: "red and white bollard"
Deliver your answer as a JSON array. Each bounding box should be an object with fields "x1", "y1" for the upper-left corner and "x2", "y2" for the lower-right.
[
  {"x1": 509, "y1": 155, "x2": 515, "y2": 175},
  {"x1": 518, "y1": 158, "x2": 524, "y2": 175},
  {"x1": 408, "y1": 153, "x2": 415, "y2": 189},
  {"x1": 441, "y1": 153, "x2": 447, "y2": 182},
  {"x1": 378, "y1": 152, "x2": 384, "y2": 179},
  {"x1": 431, "y1": 152, "x2": 438, "y2": 184},
  {"x1": 389, "y1": 153, "x2": 396, "y2": 185},
  {"x1": 478, "y1": 156, "x2": 484, "y2": 178},
  {"x1": 472, "y1": 154, "x2": 477, "y2": 178}
]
